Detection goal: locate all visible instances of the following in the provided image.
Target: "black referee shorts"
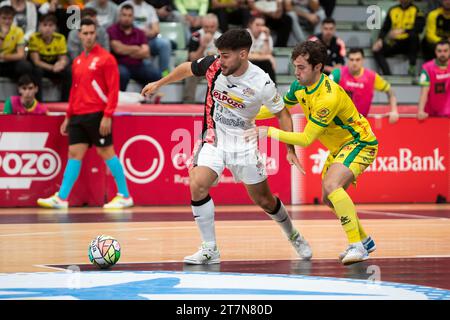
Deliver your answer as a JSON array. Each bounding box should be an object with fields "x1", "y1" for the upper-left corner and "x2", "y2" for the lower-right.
[{"x1": 68, "y1": 112, "x2": 113, "y2": 147}]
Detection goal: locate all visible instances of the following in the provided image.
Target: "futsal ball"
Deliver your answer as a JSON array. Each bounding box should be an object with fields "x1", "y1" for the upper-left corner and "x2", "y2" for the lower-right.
[{"x1": 88, "y1": 235, "x2": 121, "y2": 269}]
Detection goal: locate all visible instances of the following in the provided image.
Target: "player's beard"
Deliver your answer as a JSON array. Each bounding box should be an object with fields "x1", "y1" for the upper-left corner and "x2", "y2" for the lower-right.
[
  {"x1": 222, "y1": 61, "x2": 240, "y2": 76},
  {"x1": 437, "y1": 56, "x2": 449, "y2": 66}
]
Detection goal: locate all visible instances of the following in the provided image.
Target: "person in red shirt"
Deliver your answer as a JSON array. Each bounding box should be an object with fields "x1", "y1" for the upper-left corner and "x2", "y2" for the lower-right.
[{"x1": 37, "y1": 18, "x2": 133, "y2": 209}]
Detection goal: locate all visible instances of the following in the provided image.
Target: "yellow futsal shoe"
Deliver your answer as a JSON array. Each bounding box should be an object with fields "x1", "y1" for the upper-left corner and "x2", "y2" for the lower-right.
[
  {"x1": 103, "y1": 194, "x2": 134, "y2": 209},
  {"x1": 37, "y1": 193, "x2": 68, "y2": 209}
]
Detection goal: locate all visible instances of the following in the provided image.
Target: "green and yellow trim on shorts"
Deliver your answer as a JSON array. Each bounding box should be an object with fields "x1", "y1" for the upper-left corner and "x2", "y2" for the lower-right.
[{"x1": 321, "y1": 116, "x2": 378, "y2": 182}]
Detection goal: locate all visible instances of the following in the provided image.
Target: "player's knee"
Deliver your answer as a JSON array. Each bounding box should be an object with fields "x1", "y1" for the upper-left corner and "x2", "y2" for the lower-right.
[
  {"x1": 322, "y1": 180, "x2": 340, "y2": 199},
  {"x1": 189, "y1": 179, "x2": 210, "y2": 201},
  {"x1": 68, "y1": 149, "x2": 84, "y2": 160},
  {"x1": 96, "y1": 147, "x2": 114, "y2": 160}
]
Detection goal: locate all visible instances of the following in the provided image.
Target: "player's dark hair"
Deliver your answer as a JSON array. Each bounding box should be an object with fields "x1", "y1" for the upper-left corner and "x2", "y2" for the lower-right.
[
  {"x1": 120, "y1": 4, "x2": 134, "y2": 12},
  {"x1": 348, "y1": 47, "x2": 365, "y2": 58},
  {"x1": 17, "y1": 74, "x2": 38, "y2": 88},
  {"x1": 291, "y1": 41, "x2": 328, "y2": 72},
  {"x1": 436, "y1": 39, "x2": 450, "y2": 47},
  {"x1": 215, "y1": 28, "x2": 252, "y2": 51},
  {"x1": 81, "y1": 7, "x2": 98, "y2": 18},
  {"x1": 39, "y1": 13, "x2": 57, "y2": 25},
  {"x1": 79, "y1": 18, "x2": 97, "y2": 30},
  {"x1": 322, "y1": 17, "x2": 336, "y2": 25},
  {"x1": 0, "y1": 5, "x2": 15, "y2": 17}
]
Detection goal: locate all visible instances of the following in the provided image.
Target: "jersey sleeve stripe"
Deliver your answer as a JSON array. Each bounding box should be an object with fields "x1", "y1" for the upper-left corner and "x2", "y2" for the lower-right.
[{"x1": 309, "y1": 115, "x2": 328, "y2": 127}]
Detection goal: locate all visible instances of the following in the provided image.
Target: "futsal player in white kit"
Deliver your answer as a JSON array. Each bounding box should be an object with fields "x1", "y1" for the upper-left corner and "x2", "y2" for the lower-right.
[{"x1": 142, "y1": 29, "x2": 312, "y2": 264}]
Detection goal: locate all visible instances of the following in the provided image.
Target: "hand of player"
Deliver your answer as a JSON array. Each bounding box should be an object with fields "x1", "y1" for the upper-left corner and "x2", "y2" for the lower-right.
[
  {"x1": 417, "y1": 111, "x2": 429, "y2": 121},
  {"x1": 244, "y1": 126, "x2": 269, "y2": 142},
  {"x1": 60, "y1": 117, "x2": 68, "y2": 136},
  {"x1": 287, "y1": 150, "x2": 306, "y2": 175},
  {"x1": 99, "y1": 116, "x2": 112, "y2": 136},
  {"x1": 388, "y1": 111, "x2": 399, "y2": 124},
  {"x1": 141, "y1": 81, "x2": 161, "y2": 98}
]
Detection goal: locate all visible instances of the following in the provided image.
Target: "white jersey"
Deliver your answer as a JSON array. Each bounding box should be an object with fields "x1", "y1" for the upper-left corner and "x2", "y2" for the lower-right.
[{"x1": 191, "y1": 55, "x2": 284, "y2": 152}]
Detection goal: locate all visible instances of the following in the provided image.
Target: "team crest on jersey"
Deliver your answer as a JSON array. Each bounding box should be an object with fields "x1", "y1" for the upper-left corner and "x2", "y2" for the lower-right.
[
  {"x1": 316, "y1": 107, "x2": 330, "y2": 120},
  {"x1": 89, "y1": 57, "x2": 100, "y2": 70},
  {"x1": 272, "y1": 93, "x2": 281, "y2": 104},
  {"x1": 242, "y1": 87, "x2": 255, "y2": 97},
  {"x1": 213, "y1": 90, "x2": 245, "y2": 109}
]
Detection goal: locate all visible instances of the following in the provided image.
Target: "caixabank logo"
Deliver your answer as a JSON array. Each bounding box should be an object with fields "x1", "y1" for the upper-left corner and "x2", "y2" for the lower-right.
[
  {"x1": 0, "y1": 132, "x2": 62, "y2": 189},
  {"x1": 0, "y1": 271, "x2": 449, "y2": 300}
]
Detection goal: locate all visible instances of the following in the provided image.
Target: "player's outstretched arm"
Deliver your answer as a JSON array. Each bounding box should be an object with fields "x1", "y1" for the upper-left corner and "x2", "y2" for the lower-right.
[
  {"x1": 141, "y1": 62, "x2": 194, "y2": 97},
  {"x1": 245, "y1": 121, "x2": 325, "y2": 148},
  {"x1": 273, "y1": 107, "x2": 306, "y2": 174}
]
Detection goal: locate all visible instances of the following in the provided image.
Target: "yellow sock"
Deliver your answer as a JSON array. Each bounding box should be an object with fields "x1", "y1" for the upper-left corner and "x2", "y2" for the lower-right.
[
  {"x1": 331, "y1": 208, "x2": 368, "y2": 240},
  {"x1": 328, "y1": 188, "x2": 361, "y2": 243},
  {"x1": 357, "y1": 218, "x2": 368, "y2": 240}
]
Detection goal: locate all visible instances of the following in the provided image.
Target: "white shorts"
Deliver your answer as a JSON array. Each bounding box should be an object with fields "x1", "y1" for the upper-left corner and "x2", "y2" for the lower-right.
[{"x1": 193, "y1": 143, "x2": 267, "y2": 185}]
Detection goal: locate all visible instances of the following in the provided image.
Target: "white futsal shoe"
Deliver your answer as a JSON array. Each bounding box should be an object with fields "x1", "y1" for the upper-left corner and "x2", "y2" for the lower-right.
[
  {"x1": 37, "y1": 193, "x2": 68, "y2": 209},
  {"x1": 339, "y1": 236, "x2": 376, "y2": 261},
  {"x1": 103, "y1": 194, "x2": 134, "y2": 209},
  {"x1": 289, "y1": 231, "x2": 313, "y2": 261},
  {"x1": 184, "y1": 243, "x2": 221, "y2": 265},
  {"x1": 341, "y1": 242, "x2": 369, "y2": 265}
]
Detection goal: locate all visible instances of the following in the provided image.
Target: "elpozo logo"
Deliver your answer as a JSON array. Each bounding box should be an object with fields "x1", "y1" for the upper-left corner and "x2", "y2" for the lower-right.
[
  {"x1": 119, "y1": 135, "x2": 164, "y2": 184},
  {"x1": 0, "y1": 132, "x2": 61, "y2": 189},
  {"x1": 0, "y1": 271, "x2": 449, "y2": 300}
]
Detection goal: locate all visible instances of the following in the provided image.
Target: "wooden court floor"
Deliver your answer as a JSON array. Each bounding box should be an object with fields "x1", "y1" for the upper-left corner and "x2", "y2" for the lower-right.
[{"x1": 1, "y1": 204, "x2": 450, "y2": 290}]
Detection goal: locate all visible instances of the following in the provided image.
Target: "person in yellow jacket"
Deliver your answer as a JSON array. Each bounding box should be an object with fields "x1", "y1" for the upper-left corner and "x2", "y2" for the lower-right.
[
  {"x1": 372, "y1": 0, "x2": 425, "y2": 76},
  {"x1": 247, "y1": 41, "x2": 378, "y2": 265},
  {"x1": 422, "y1": 0, "x2": 450, "y2": 61}
]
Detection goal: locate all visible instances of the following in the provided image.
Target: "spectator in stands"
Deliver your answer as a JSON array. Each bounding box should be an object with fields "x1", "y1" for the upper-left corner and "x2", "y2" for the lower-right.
[
  {"x1": 68, "y1": 7, "x2": 110, "y2": 61},
  {"x1": 120, "y1": 0, "x2": 173, "y2": 77},
  {"x1": 247, "y1": 15, "x2": 276, "y2": 83},
  {"x1": 183, "y1": 13, "x2": 221, "y2": 103},
  {"x1": 422, "y1": 0, "x2": 450, "y2": 62},
  {"x1": 285, "y1": 0, "x2": 325, "y2": 42},
  {"x1": 319, "y1": 0, "x2": 335, "y2": 18},
  {"x1": 29, "y1": 13, "x2": 71, "y2": 102},
  {"x1": 0, "y1": 0, "x2": 37, "y2": 41},
  {"x1": 309, "y1": 18, "x2": 345, "y2": 75},
  {"x1": 85, "y1": 0, "x2": 119, "y2": 29},
  {"x1": 38, "y1": 0, "x2": 85, "y2": 38},
  {"x1": 209, "y1": 0, "x2": 252, "y2": 33},
  {"x1": 372, "y1": 0, "x2": 425, "y2": 76},
  {"x1": 174, "y1": 0, "x2": 209, "y2": 32},
  {"x1": 417, "y1": 40, "x2": 450, "y2": 119},
  {"x1": 2, "y1": 74, "x2": 47, "y2": 115},
  {"x1": 330, "y1": 48, "x2": 399, "y2": 124},
  {"x1": 149, "y1": 0, "x2": 183, "y2": 23},
  {"x1": 108, "y1": 4, "x2": 161, "y2": 91},
  {"x1": 247, "y1": 0, "x2": 293, "y2": 47},
  {"x1": 0, "y1": 5, "x2": 33, "y2": 82}
]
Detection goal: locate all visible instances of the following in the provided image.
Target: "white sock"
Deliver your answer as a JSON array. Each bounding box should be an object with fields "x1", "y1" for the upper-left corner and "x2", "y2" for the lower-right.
[
  {"x1": 265, "y1": 197, "x2": 297, "y2": 239},
  {"x1": 191, "y1": 195, "x2": 216, "y2": 247}
]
